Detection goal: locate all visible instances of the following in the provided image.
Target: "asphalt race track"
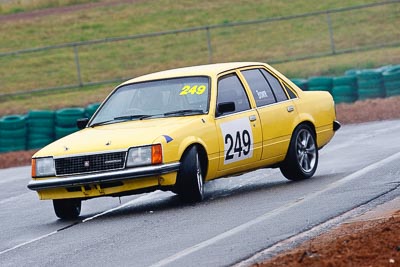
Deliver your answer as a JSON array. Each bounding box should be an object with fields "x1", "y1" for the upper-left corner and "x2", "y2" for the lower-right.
[{"x1": 1, "y1": 119, "x2": 400, "y2": 267}]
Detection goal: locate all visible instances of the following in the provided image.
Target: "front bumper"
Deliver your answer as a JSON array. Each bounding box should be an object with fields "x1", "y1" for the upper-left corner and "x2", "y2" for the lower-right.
[{"x1": 27, "y1": 162, "x2": 180, "y2": 191}]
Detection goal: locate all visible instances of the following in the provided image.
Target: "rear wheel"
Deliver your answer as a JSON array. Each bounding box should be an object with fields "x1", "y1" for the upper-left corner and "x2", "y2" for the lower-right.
[
  {"x1": 280, "y1": 124, "x2": 318, "y2": 181},
  {"x1": 53, "y1": 199, "x2": 81, "y2": 220},
  {"x1": 176, "y1": 146, "x2": 204, "y2": 203}
]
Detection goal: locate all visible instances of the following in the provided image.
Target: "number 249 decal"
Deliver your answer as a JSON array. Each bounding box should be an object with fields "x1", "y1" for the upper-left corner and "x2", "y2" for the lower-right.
[
  {"x1": 220, "y1": 118, "x2": 253, "y2": 164},
  {"x1": 180, "y1": 85, "x2": 206, "y2": 95},
  {"x1": 225, "y1": 130, "x2": 251, "y2": 160}
]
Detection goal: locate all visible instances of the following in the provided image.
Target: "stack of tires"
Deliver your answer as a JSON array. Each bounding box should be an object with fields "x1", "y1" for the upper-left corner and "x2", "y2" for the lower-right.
[
  {"x1": 332, "y1": 75, "x2": 358, "y2": 103},
  {"x1": 382, "y1": 65, "x2": 400, "y2": 97},
  {"x1": 307, "y1": 77, "x2": 333, "y2": 93},
  {"x1": 85, "y1": 103, "x2": 101, "y2": 118},
  {"x1": 55, "y1": 108, "x2": 85, "y2": 139},
  {"x1": 27, "y1": 110, "x2": 55, "y2": 150},
  {"x1": 0, "y1": 115, "x2": 27, "y2": 152},
  {"x1": 356, "y1": 70, "x2": 385, "y2": 100},
  {"x1": 290, "y1": 79, "x2": 308, "y2": 91}
]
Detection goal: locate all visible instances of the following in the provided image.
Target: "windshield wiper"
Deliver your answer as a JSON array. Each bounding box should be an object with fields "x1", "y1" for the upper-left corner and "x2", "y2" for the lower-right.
[
  {"x1": 90, "y1": 115, "x2": 153, "y2": 128},
  {"x1": 114, "y1": 114, "x2": 153, "y2": 121},
  {"x1": 163, "y1": 109, "x2": 205, "y2": 116},
  {"x1": 89, "y1": 119, "x2": 117, "y2": 128}
]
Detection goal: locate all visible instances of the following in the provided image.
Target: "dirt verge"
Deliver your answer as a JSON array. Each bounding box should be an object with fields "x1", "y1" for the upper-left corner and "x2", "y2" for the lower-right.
[{"x1": 257, "y1": 200, "x2": 400, "y2": 267}]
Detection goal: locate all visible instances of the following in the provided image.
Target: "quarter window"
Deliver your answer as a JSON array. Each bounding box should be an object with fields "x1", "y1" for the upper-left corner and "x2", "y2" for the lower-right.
[
  {"x1": 217, "y1": 74, "x2": 250, "y2": 116},
  {"x1": 241, "y1": 69, "x2": 276, "y2": 107},
  {"x1": 284, "y1": 84, "x2": 298, "y2": 99},
  {"x1": 260, "y1": 69, "x2": 288, "y2": 102}
]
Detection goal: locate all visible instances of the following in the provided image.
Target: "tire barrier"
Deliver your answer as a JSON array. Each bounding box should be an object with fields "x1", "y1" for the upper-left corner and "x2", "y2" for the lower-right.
[
  {"x1": 27, "y1": 110, "x2": 55, "y2": 150},
  {"x1": 0, "y1": 104, "x2": 98, "y2": 153},
  {"x1": 332, "y1": 75, "x2": 357, "y2": 103},
  {"x1": 55, "y1": 108, "x2": 85, "y2": 139},
  {"x1": 85, "y1": 103, "x2": 101, "y2": 118},
  {"x1": 356, "y1": 70, "x2": 385, "y2": 100},
  {"x1": 383, "y1": 65, "x2": 400, "y2": 97},
  {"x1": 307, "y1": 77, "x2": 333, "y2": 93},
  {"x1": 290, "y1": 64, "x2": 400, "y2": 104},
  {"x1": 290, "y1": 79, "x2": 308, "y2": 91},
  {"x1": 0, "y1": 115, "x2": 27, "y2": 152}
]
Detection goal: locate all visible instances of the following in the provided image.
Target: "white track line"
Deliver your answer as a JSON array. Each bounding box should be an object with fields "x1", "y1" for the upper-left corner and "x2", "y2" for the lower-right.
[
  {"x1": 0, "y1": 231, "x2": 58, "y2": 256},
  {"x1": 82, "y1": 191, "x2": 160, "y2": 223},
  {"x1": 0, "y1": 192, "x2": 31, "y2": 205},
  {"x1": 149, "y1": 151, "x2": 400, "y2": 267},
  {"x1": 0, "y1": 191, "x2": 160, "y2": 256}
]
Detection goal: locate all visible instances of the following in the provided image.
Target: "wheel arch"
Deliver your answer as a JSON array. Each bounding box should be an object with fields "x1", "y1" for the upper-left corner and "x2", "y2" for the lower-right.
[
  {"x1": 295, "y1": 120, "x2": 316, "y2": 138},
  {"x1": 284, "y1": 120, "x2": 317, "y2": 158},
  {"x1": 179, "y1": 142, "x2": 209, "y2": 180},
  {"x1": 291, "y1": 111, "x2": 317, "y2": 140}
]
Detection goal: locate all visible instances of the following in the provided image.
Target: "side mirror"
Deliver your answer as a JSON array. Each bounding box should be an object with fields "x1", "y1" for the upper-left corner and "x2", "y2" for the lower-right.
[
  {"x1": 217, "y1": 102, "x2": 235, "y2": 115},
  {"x1": 77, "y1": 118, "x2": 89, "y2": 130}
]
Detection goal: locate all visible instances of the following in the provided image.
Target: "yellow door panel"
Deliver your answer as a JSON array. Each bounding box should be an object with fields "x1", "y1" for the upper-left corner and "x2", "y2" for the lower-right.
[{"x1": 257, "y1": 100, "x2": 298, "y2": 160}]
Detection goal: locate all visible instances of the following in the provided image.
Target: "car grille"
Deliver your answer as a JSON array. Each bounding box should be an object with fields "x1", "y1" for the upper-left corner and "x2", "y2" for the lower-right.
[{"x1": 55, "y1": 151, "x2": 127, "y2": 176}]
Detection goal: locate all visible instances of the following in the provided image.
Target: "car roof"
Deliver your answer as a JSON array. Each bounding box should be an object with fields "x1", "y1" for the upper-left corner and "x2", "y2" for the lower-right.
[{"x1": 119, "y1": 62, "x2": 266, "y2": 86}]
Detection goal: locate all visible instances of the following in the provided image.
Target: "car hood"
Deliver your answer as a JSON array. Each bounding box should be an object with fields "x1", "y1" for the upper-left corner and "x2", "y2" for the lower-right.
[{"x1": 34, "y1": 116, "x2": 204, "y2": 158}]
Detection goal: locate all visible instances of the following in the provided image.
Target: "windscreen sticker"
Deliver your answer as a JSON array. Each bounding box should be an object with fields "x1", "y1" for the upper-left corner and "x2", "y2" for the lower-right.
[
  {"x1": 180, "y1": 85, "x2": 207, "y2": 95},
  {"x1": 220, "y1": 117, "x2": 253, "y2": 165}
]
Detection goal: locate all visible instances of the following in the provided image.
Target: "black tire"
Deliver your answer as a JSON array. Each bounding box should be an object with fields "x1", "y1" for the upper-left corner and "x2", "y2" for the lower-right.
[
  {"x1": 280, "y1": 124, "x2": 318, "y2": 181},
  {"x1": 53, "y1": 199, "x2": 81, "y2": 220},
  {"x1": 175, "y1": 146, "x2": 204, "y2": 203}
]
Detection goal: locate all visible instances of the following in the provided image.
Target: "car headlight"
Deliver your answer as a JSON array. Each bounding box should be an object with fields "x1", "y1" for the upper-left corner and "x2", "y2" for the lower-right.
[
  {"x1": 126, "y1": 144, "x2": 162, "y2": 167},
  {"x1": 32, "y1": 157, "x2": 55, "y2": 178}
]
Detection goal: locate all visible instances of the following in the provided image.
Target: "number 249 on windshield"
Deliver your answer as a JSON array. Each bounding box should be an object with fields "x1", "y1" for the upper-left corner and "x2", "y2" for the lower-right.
[{"x1": 180, "y1": 85, "x2": 206, "y2": 95}]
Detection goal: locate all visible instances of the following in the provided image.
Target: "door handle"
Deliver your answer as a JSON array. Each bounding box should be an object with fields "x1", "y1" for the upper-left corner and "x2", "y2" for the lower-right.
[
  {"x1": 249, "y1": 115, "x2": 257, "y2": 121},
  {"x1": 287, "y1": 106, "x2": 294, "y2": 112}
]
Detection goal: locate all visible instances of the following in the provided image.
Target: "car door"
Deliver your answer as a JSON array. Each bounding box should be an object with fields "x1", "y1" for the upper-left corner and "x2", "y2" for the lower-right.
[
  {"x1": 240, "y1": 67, "x2": 298, "y2": 162},
  {"x1": 214, "y1": 71, "x2": 262, "y2": 176}
]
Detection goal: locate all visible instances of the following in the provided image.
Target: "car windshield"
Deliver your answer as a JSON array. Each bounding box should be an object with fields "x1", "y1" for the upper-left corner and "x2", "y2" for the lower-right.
[{"x1": 90, "y1": 76, "x2": 210, "y2": 126}]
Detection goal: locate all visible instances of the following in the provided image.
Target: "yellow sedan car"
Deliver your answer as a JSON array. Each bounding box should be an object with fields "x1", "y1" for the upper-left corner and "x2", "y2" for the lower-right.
[{"x1": 28, "y1": 62, "x2": 340, "y2": 219}]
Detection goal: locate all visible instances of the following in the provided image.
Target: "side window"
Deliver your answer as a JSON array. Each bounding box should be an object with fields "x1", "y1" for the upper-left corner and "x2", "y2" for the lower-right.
[
  {"x1": 217, "y1": 74, "x2": 250, "y2": 116},
  {"x1": 241, "y1": 69, "x2": 276, "y2": 107},
  {"x1": 260, "y1": 69, "x2": 288, "y2": 102},
  {"x1": 284, "y1": 83, "x2": 298, "y2": 99}
]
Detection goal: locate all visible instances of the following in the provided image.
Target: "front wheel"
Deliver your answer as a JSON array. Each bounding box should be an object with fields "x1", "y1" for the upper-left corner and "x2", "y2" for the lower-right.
[
  {"x1": 175, "y1": 146, "x2": 204, "y2": 203},
  {"x1": 280, "y1": 124, "x2": 318, "y2": 181},
  {"x1": 53, "y1": 199, "x2": 81, "y2": 220}
]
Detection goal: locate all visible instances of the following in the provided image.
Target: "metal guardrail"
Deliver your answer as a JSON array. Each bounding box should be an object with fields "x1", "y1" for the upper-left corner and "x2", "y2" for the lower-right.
[{"x1": 0, "y1": 0, "x2": 399, "y2": 98}]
